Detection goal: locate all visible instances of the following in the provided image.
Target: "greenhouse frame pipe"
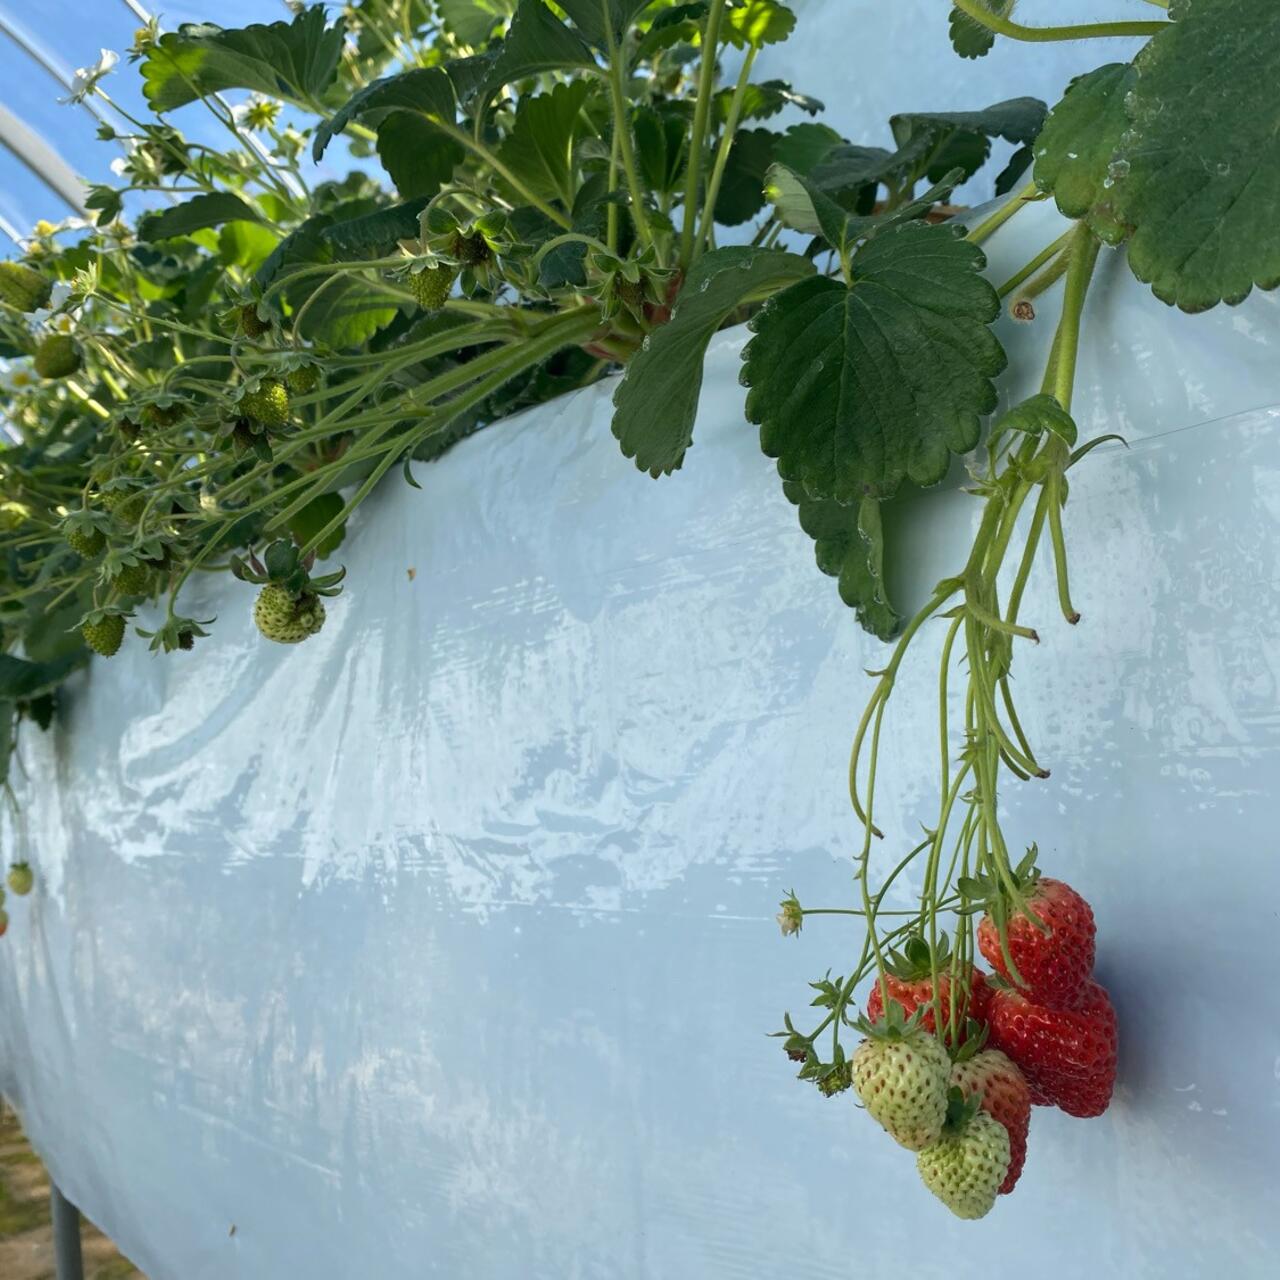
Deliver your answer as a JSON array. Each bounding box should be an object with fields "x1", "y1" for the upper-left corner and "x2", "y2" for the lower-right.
[
  {"x1": 0, "y1": 102, "x2": 88, "y2": 214},
  {"x1": 0, "y1": 12, "x2": 107, "y2": 126},
  {"x1": 50, "y1": 1182, "x2": 85, "y2": 1280}
]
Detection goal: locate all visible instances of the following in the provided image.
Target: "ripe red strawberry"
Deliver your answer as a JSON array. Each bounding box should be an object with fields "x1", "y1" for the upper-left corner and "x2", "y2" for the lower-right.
[
  {"x1": 978, "y1": 876, "x2": 1095, "y2": 1008},
  {"x1": 866, "y1": 970, "x2": 991, "y2": 1044},
  {"x1": 987, "y1": 979, "x2": 1117, "y2": 1118},
  {"x1": 864, "y1": 934, "x2": 991, "y2": 1045},
  {"x1": 950, "y1": 1048, "x2": 1031, "y2": 1194}
]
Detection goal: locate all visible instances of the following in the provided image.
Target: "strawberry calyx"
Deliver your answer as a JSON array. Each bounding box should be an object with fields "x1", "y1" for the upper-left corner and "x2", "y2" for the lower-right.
[
  {"x1": 958, "y1": 845, "x2": 1048, "y2": 989},
  {"x1": 938, "y1": 1085, "x2": 982, "y2": 1137}
]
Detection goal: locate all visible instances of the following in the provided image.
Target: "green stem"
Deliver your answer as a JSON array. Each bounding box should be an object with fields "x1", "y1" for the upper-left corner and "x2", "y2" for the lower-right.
[
  {"x1": 294, "y1": 308, "x2": 599, "y2": 557},
  {"x1": 1046, "y1": 474, "x2": 1079, "y2": 624},
  {"x1": 950, "y1": 0, "x2": 1167, "y2": 41},
  {"x1": 698, "y1": 45, "x2": 759, "y2": 252},
  {"x1": 603, "y1": 10, "x2": 657, "y2": 257},
  {"x1": 965, "y1": 180, "x2": 1037, "y2": 247},
  {"x1": 848, "y1": 585, "x2": 958, "y2": 830},
  {"x1": 606, "y1": 125, "x2": 621, "y2": 253},
  {"x1": 680, "y1": 0, "x2": 728, "y2": 268},
  {"x1": 1053, "y1": 227, "x2": 1103, "y2": 413},
  {"x1": 996, "y1": 230, "x2": 1072, "y2": 300}
]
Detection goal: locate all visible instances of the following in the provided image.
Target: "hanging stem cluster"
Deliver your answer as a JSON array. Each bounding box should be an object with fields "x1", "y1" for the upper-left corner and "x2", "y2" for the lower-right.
[{"x1": 779, "y1": 220, "x2": 1109, "y2": 1073}]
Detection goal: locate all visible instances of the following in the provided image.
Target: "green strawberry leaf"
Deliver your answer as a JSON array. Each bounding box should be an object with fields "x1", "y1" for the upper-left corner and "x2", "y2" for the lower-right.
[
  {"x1": 313, "y1": 67, "x2": 457, "y2": 164},
  {"x1": 611, "y1": 246, "x2": 814, "y2": 476},
  {"x1": 991, "y1": 394, "x2": 1078, "y2": 448},
  {"x1": 634, "y1": 3, "x2": 707, "y2": 61},
  {"x1": 0, "y1": 652, "x2": 84, "y2": 701},
  {"x1": 725, "y1": 1, "x2": 796, "y2": 48},
  {"x1": 217, "y1": 221, "x2": 279, "y2": 271},
  {"x1": 890, "y1": 98, "x2": 1047, "y2": 185},
  {"x1": 437, "y1": 0, "x2": 515, "y2": 45},
  {"x1": 772, "y1": 122, "x2": 846, "y2": 176},
  {"x1": 483, "y1": 0, "x2": 598, "y2": 96},
  {"x1": 288, "y1": 493, "x2": 347, "y2": 559},
  {"x1": 376, "y1": 114, "x2": 466, "y2": 200},
  {"x1": 1033, "y1": 63, "x2": 1136, "y2": 225},
  {"x1": 717, "y1": 80, "x2": 823, "y2": 125},
  {"x1": 138, "y1": 192, "x2": 263, "y2": 242},
  {"x1": 948, "y1": 0, "x2": 1015, "y2": 60},
  {"x1": 765, "y1": 165, "x2": 961, "y2": 257},
  {"x1": 539, "y1": 176, "x2": 612, "y2": 288},
  {"x1": 782, "y1": 483, "x2": 900, "y2": 638},
  {"x1": 141, "y1": 8, "x2": 345, "y2": 113},
  {"x1": 807, "y1": 144, "x2": 896, "y2": 201},
  {"x1": 556, "y1": 0, "x2": 654, "y2": 47},
  {"x1": 257, "y1": 215, "x2": 398, "y2": 348},
  {"x1": 634, "y1": 103, "x2": 690, "y2": 195},
  {"x1": 496, "y1": 80, "x2": 595, "y2": 209},
  {"x1": 1106, "y1": 0, "x2": 1280, "y2": 310},
  {"x1": 322, "y1": 199, "x2": 431, "y2": 256},
  {"x1": 993, "y1": 144, "x2": 1034, "y2": 196},
  {"x1": 713, "y1": 128, "x2": 779, "y2": 226},
  {"x1": 743, "y1": 223, "x2": 1005, "y2": 502}
]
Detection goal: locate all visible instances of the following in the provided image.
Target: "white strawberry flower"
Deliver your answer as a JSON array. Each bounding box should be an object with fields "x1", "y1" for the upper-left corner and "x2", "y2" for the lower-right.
[{"x1": 61, "y1": 50, "x2": 119, "y2": 104}]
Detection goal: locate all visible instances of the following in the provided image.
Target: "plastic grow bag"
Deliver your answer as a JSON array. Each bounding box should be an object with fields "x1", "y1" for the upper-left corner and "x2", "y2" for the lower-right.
[{"x1": 2, "y1": 195, "x2": 1279, "y2": 1277}]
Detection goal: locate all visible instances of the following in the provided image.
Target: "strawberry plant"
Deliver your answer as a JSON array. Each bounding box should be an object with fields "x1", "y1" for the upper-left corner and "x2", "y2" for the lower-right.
[{"x1": 0, "y1": 0, "x2": 1271, "y2": 1215}]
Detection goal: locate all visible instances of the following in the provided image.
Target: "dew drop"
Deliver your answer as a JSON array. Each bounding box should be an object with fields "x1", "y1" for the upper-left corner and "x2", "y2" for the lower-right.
[
  {"x1": 1107, "y1": 158, "x2": 1130, "y2": 181},
  {"x1": 698, "y1": 278, "x2": 711, "y2": 292},
  {"x1": 1215, "y1": 161, "x2": 1231, "y2": 177},
  {"x1": 641, "y1": 335, "x2": 651, "y2": 351}
]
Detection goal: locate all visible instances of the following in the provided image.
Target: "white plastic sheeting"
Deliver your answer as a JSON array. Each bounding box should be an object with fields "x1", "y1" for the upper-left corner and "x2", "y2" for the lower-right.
[{"x1": 2, "y1": 192, "x2": 1279, "y2": 1276}]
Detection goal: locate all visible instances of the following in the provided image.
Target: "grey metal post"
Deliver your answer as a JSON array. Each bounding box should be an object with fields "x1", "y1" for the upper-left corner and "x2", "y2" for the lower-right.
[{"x1": 50, "y1": 1182, "x2": 84, "y2": 1280}]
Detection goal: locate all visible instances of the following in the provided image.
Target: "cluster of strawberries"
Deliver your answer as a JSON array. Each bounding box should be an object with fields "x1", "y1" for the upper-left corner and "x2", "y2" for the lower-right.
[
  {"x1": 852, "y1": 877, "x2": 1117, "y2": 1218},
  {"x1": 0, "y1": 861, "x2": 34, "y2": 938}
]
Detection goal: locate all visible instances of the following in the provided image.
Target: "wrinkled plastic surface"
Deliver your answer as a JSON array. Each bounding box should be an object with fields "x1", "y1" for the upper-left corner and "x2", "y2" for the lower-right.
[{"x1": 3, "y1": 199, "x2": 1280, "y2": 1272}]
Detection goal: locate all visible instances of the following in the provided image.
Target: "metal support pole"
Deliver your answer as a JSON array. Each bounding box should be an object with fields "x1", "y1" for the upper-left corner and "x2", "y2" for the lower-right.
[{"x1": 50, "y1": 1181, "x2": 85, "y2": 1280}]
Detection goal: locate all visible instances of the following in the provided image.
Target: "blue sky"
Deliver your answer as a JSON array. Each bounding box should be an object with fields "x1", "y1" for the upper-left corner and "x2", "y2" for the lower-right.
[
  {"x1": 0, "y1": 2, "x2": 299, "y2": 237},
  {"x1": 0, "y1": 1, "x2": 1141, "y2": 245}
]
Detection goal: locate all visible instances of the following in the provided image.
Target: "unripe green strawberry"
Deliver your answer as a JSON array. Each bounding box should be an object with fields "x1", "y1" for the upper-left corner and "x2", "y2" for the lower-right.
[
  {"x1": 111, "y1": 562, "x2": 152, "y2": 596},
  {"x1": 0, "y1": 260, "x2": 52, "y2": 312},
  {"x1": 286, "y1": 364, "x2": 319, "y2": 395},
  {"x1": 34, "y1": 333, "x2": 81, "y2": 379},
  {"x1": 239, "y1": 379, "x2": 291, "y2": 430},
  {"x1": 142, "y1": 403, "x2": 184, "y2": 429},
  {"x1": 408, "y1": 265, "x2": 455, "y2": 310},
  {"x1": 101, "y1": 488, "x2": 146, "y2": 524},
  {"x1": 916, "y1": 1109, "x2": 1010, "y2": 1220},
  {"x1": 82, "y1": 613, "x2": 126, "y2": 657},
  {"x1": 253, "y1": 583, "x2": 326, "y2": 644},
  {"x1": 7, "y1": 861, "x2": 33, "y2": 896},
  {"x1": 64, "y1": 524, "x2": 106, "y2": 558},
  {"x1": 238, "y1": 303, "x2": 269, "y2": 337},
  {"x1": 852, "y1": 1029, "x2": 950, "y2": 1151}
]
